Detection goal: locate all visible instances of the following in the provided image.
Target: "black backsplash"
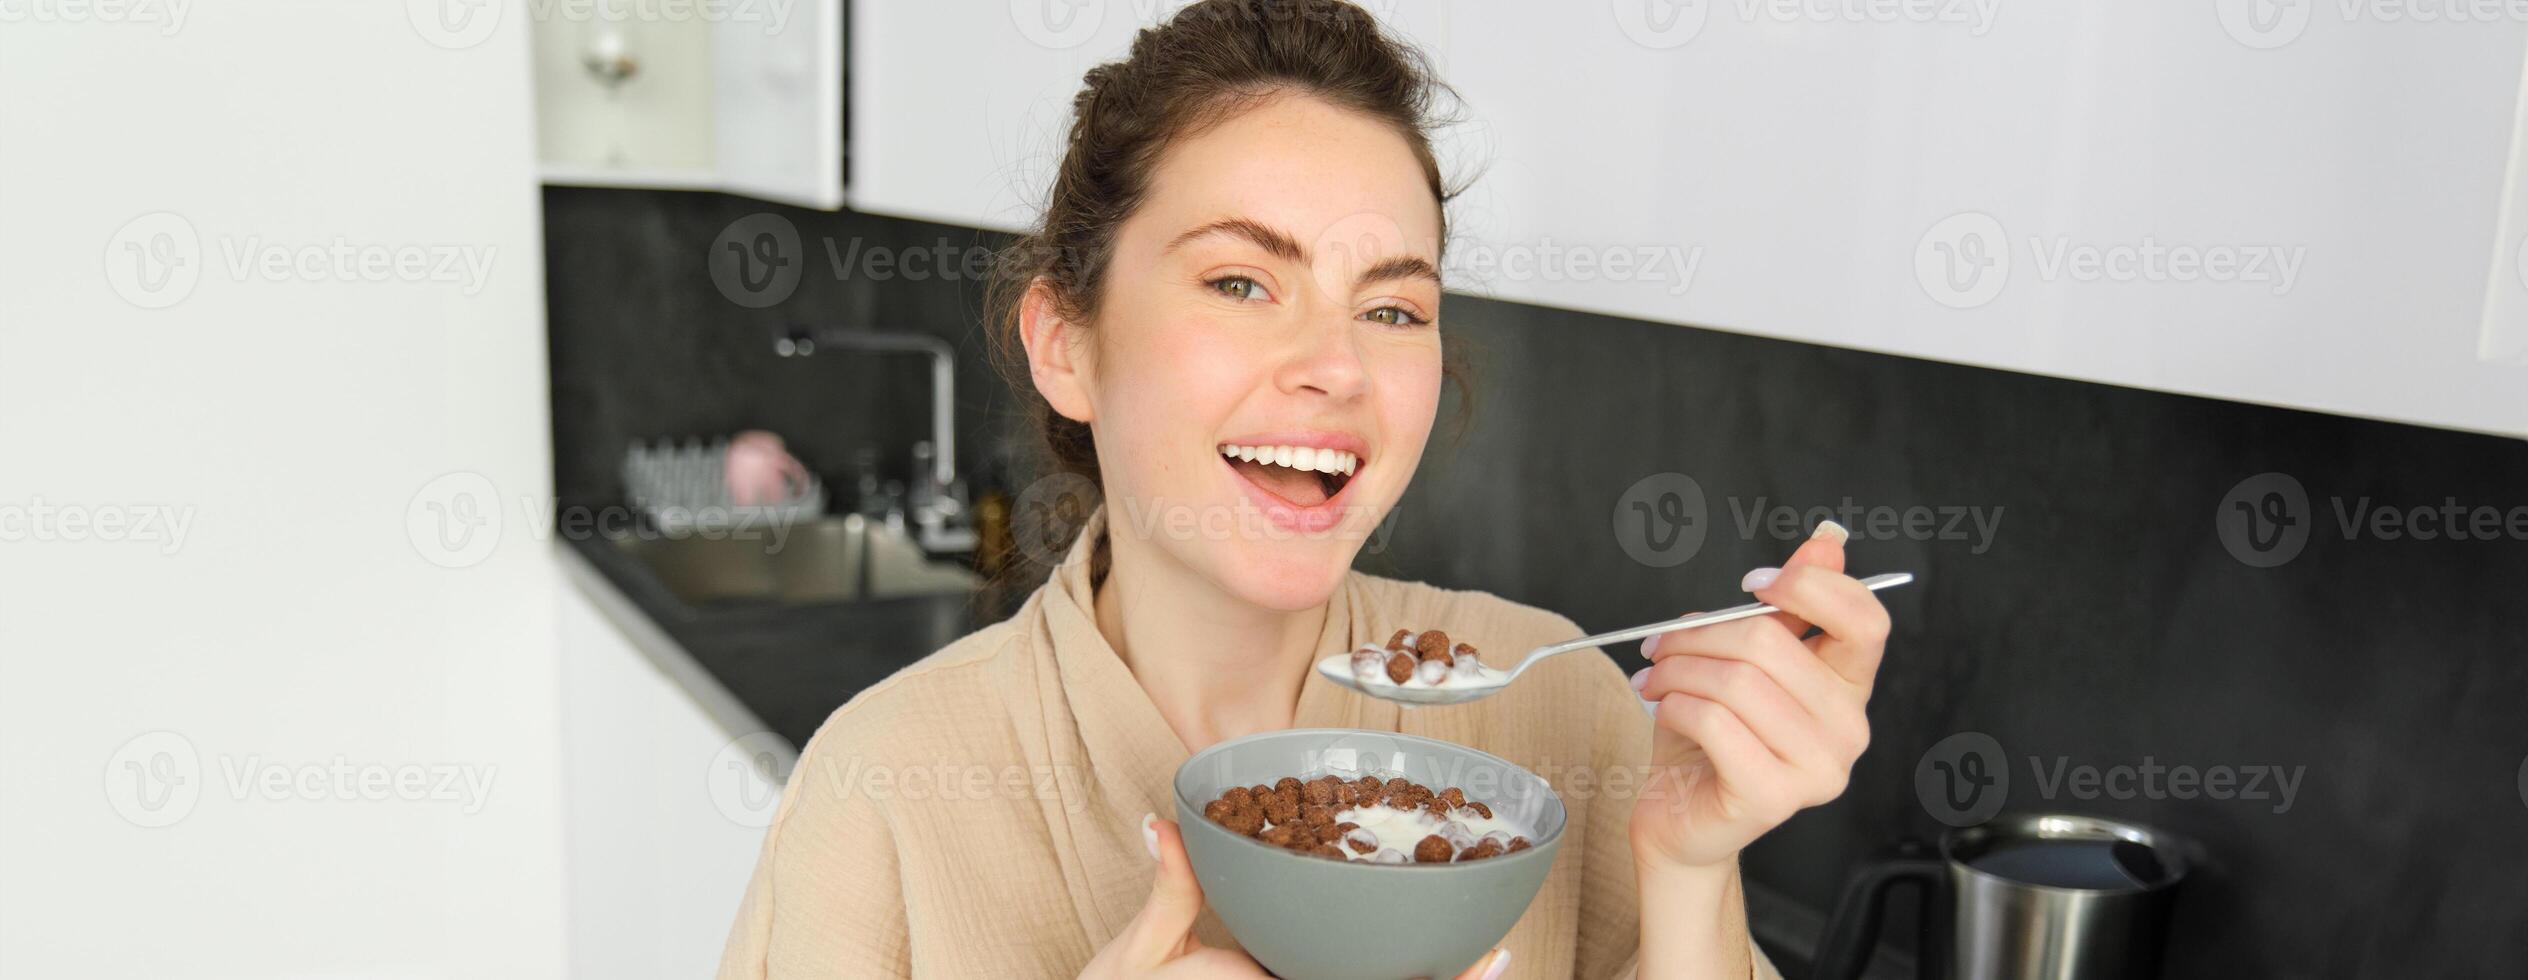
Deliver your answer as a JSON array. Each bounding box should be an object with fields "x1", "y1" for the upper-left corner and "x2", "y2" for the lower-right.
[{"x1": 543, "y1": 187, "x2": 2528, "y2": 977}]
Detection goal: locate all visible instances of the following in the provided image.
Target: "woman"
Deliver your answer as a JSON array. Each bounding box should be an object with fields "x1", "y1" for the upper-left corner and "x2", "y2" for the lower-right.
[{"x1": 717, "y1": 3, "x2": 1889, "y2": 977}]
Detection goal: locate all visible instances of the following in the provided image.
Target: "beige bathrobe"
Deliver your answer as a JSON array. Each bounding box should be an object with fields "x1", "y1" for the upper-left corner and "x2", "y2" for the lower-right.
[{"x1": 717, "y1": 511, "x2": 1780, "y2": 979}]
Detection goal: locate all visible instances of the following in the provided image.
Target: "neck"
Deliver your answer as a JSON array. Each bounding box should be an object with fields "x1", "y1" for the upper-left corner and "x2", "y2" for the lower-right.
[{"x1": 1092, "y1": 528, "x2": 1329, "y2": 754}]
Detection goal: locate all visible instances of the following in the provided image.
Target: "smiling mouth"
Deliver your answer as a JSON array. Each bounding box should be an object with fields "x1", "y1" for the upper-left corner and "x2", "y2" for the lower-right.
[{"x1": 1219, "y1": 443, "x2": 1360, "y2": 507}]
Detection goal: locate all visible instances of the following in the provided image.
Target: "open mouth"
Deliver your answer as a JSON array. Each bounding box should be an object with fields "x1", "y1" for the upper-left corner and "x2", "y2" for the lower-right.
[{"x1": 1219, "y1": 443, "x2": 1360, "y2": 507}]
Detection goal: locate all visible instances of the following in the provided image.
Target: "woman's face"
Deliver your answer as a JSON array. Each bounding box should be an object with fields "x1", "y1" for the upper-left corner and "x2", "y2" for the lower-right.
[{"x1": 1047, "y1": 92, "x2": 1446, "y2": 612}]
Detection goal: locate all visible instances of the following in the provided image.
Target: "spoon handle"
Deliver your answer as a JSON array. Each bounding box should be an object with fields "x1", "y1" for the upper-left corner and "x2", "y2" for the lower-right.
[{"x1": 1513, "y1": 572, "x2": 1915, "y2": 678}]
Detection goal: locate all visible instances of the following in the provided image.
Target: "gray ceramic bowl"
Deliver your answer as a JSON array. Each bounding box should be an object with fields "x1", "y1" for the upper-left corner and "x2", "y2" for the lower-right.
[{"x1": 1172, "y1": 728, "x2": 1567, "y2": 980}]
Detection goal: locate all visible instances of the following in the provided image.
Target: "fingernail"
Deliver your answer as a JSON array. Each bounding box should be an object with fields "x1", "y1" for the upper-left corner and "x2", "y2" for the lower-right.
[
  {"x1": 1741, "y1": 566, "x2": 1782, "y2": 592},
  {"x1": 1629, "y1": 667, "x2": 1650, "y2": 691},
  {"x1": 1639, "y1": 633, "x2": 1662, "y2": 659},
  {"x1": 1480, "y1": 948, "x2": 1513, "y2": 980},
  {"x1": 1140, "y1": 812, "x2": 1160, "y2": 860},
  {"x1": 1812, "y1": 519, "x2": 1849, "y2": 545}
]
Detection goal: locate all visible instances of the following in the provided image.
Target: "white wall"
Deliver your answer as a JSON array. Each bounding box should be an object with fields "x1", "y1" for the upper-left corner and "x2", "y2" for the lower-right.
[{"x1": 0, "y1": 4, "x2": 566, "y2": 978}]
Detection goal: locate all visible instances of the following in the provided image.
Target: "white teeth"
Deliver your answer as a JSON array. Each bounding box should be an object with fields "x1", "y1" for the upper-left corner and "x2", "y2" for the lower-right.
[{"x1": 1218, "y1": 444, "x2": 1364, "y2": 477}]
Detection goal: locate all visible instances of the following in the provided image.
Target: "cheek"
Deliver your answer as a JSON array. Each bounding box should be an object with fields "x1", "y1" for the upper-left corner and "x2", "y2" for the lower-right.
[
  {"x1": 1373, "y1": 341, "x2": 1446, "y2": 445},
  {"x1": 1092, "y1": 313, "x2": 1260, "y2": 472}
]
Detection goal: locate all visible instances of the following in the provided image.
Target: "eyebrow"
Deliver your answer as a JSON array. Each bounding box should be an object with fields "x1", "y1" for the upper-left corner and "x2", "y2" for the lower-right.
[{"x1": 1164, "y1": 217, "x2": 1442, "y2": 289}]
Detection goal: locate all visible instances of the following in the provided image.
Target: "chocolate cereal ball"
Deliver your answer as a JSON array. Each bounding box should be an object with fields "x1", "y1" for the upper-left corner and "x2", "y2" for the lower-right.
[
  {"x1": 1414, "y1": 629, "x2": 1452, "y2": 663},
  {"x1": 1414, "y1": 834, "x2": 1455, "y2": 863}
]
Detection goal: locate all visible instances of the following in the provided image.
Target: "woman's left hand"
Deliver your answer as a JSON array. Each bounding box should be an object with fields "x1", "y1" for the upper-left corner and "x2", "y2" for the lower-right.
[{"x1": 1627, "y1": 524, "x2": 1891, "y2": 872}]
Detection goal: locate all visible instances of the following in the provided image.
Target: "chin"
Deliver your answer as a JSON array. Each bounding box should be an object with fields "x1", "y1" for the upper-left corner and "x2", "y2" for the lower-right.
[{"x1": 1203, "y1": 540, "x2": 1359, "y2": 613}]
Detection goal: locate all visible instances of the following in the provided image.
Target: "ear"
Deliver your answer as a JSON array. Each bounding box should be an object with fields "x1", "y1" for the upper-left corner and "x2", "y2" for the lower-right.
[{"x1": 1018, "y1": 277, "x2": 1096, "y2": 424}]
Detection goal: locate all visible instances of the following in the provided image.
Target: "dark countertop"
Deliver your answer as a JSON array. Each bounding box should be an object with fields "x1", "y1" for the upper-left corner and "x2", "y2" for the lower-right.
[{"x1": 562, "y1": 533, "x2": 1008, "y2": 747}]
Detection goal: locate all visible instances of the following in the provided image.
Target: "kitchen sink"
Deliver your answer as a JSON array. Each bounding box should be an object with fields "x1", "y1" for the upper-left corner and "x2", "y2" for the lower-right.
[{"x1": 609, "y1": 514, "x2": 980, "y2": 607}]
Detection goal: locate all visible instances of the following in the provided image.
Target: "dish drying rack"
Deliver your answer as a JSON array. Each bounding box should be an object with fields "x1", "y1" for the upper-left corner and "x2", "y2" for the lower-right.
[{"x1": 621, "y1": 438, "x2": 825, "y2": 536}]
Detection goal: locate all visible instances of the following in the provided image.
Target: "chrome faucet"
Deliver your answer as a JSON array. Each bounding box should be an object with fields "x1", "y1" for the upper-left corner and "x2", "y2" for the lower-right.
[{"x1": 780, "y1": 327, "x2": 976, "y2": 553}]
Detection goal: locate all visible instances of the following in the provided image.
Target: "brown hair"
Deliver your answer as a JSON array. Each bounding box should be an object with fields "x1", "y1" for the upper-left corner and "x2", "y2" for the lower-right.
[{"x1": 986, "y1": 0, "x2": 1471, "y2": 502}]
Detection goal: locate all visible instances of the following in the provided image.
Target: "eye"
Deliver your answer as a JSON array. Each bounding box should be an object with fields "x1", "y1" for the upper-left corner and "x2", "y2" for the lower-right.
[
  {"x1": 1206, "y1": 275, "x2": 1273, "y2": 303},
  {"x1": 1362, "y1": 305, "x2": 1431, "y2": 328}
]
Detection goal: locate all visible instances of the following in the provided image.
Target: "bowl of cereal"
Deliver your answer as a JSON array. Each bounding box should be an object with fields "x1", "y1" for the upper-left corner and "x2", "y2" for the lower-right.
[{"x1": 1171, "y1": 728, "x2": 1567, "y2": 980}]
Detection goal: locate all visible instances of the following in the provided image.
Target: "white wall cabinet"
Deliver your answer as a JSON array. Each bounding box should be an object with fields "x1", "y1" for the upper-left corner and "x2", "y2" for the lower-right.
[
  {"x1": 537, "y1": 0, "x2": 843, "y2": 209},
  {"x1": 848, "y1": 1, "x2": 2526, "y2": 436}
]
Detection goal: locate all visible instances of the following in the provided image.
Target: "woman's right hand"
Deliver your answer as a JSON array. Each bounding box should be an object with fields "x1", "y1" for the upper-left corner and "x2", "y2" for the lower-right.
[{"x1": 1082, "y1": 814, "x2": 1511, "y2": 980}]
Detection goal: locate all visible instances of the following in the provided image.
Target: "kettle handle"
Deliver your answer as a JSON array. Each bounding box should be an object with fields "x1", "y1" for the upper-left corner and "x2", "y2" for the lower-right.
[{"x1": 1811, "y1": 848, "x2": 1946, "y2": 980}]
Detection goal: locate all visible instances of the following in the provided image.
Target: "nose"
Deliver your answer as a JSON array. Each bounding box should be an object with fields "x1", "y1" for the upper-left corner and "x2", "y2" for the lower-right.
[{"x1": 1273, "y1": 308, "x2": 1370, "y2": 401}]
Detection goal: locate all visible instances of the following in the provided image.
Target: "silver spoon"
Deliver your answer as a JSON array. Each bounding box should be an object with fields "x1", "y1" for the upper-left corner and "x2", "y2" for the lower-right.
[{"x1": 1316, "y1": 572, "x2": 1915, "y2": 707}]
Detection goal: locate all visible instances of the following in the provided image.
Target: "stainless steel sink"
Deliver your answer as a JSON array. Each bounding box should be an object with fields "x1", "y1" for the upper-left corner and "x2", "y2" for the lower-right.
[{"x1": 609, "y1": 514, "x2": 980, "y2": 607}]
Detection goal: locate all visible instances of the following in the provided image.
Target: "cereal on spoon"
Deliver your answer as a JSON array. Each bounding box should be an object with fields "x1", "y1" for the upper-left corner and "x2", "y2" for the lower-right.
[{"x1": 1345, "y1": 628, "x2": 1507, "y2": 691}]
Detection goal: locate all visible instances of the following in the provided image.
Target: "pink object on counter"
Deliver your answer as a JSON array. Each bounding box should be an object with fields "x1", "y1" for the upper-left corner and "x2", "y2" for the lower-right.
[{"x1": 724, "y1": 430, "x2": 810, "y2": 506}]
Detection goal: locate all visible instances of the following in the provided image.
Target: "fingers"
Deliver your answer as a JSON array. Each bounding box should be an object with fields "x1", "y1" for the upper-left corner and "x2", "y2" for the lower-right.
[
  {"x1": 1641, "y1": 613, "x2": 1856, "y2": 726},
  {"x1": 1745, "y1": 564, "x2": 1893, "y2": 688},
  {"x1": 1751, "y1": 521, "x2": 1849, "y2": 636},
  {"x1": 1125, "y1": 814, "x2": 1208, "y2": 964},
  {"x1": 1634, "y1": 653, "x2": 1829, "y2": 771},
  {"x1": 1651, "y1": 692, "x2": 1788, "y2": 816},
  {"x1": 1445, "y1": 947, "x2": 1511, "y2": 980}
]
